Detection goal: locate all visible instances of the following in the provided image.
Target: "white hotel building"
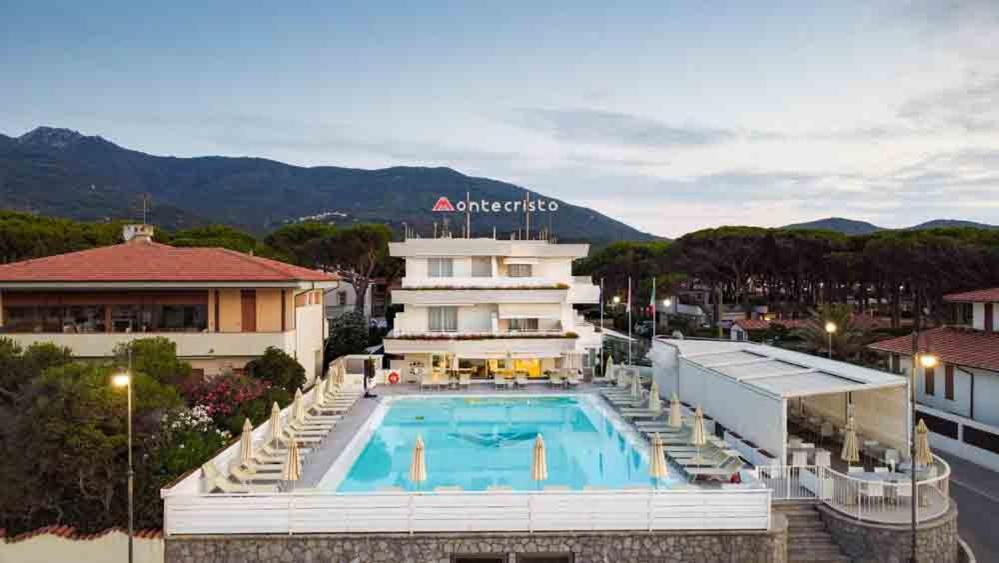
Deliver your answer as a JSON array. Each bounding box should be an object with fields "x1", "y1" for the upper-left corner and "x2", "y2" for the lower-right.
[{"x1": 383, "y1": 236, "x2": 602, "y2": 381}]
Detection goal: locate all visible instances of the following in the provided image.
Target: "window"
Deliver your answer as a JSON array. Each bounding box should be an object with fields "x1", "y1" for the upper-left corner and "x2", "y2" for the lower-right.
[
  {"x1": 429, "y1": 306, "x2": 458, "y2": 332},
  {"x1": 337, "y1": 291, "x2": 348, "y2": 306},
  {"x1": 428, "y1": 258, "x2": 454, "y2": 278},
  {"x1": 945, "y1": 364, "x2": 955, "y2": 401},
  {"x1": 890, "y1": 354, "x2": 900, "y2": 374},
  {"x1": 507, "y1": 263, "x2": 532, "y2": 278},
  {"x1": 471, "y1": 256, "x2": 492, "y2": 277},
  {"x1": 508, "y1": 318, "x2": 539, "y2": 332},
  {"x1": 924, "y1": 365, "x2": 935, "y2": 396}
]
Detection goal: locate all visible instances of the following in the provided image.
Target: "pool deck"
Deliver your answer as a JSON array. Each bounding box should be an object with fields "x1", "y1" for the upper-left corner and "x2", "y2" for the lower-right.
[{"x1": 299, "y1": 382, "x2": 606, "y2": 486}]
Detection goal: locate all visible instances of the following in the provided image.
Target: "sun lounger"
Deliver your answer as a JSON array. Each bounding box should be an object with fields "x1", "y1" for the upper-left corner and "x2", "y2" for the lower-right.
[
  {"x1": 516, "y1": 375, "x2": 530, "y2": 388},
  {"x1": 494, "y1": 374, "x2": 512, "y2": 389},
  {"x1": 202, "y1": 463, "x2": 279, "y2": 494},
  {"x1": 229, "y1": 464, "x2": 283, "y2": 484}
]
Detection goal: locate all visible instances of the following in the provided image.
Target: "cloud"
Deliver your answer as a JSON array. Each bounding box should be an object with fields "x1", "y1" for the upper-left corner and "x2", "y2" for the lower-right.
[
  {"x1": 510, "y1": 108, "x2": 738, "y2": 148},
  {"x1": 897, "y1": 72, "x2": 999, "y2": 132}
]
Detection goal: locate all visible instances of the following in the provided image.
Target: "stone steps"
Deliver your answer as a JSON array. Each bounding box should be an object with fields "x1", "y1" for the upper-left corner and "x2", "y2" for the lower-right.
[{"x1": 776, "y1": 503, "x2": 851, "y2": 563}]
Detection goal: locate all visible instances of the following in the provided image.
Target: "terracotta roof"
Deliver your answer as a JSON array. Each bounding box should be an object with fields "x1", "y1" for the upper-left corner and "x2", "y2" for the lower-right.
[
  {"x1": 0, "y1": 241, "x2": 335, "y2": 284},
  {"x1": 944, "y1": 288, "x2": 999, "y2": 303},
  {"x1": 2, "y1": 525, "x2": 162, "y2": 543},
  {"x1": 868, "y1": 327, "x2": 999, "y2": 373}
]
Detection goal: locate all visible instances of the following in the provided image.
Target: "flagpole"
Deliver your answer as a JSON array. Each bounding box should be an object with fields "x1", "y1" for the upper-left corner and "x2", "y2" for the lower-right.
[
  {"x1": 627, "y1": 276, "x2": 633, "y2": 366},
  {"x1": 651, "y1": 277, "x2": 657, "y2": 341}
]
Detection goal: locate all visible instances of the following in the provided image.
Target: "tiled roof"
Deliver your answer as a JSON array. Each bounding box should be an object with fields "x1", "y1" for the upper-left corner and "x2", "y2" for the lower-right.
[
  {"x1": 0, "y1": 241, "x2": 335, "y2": 283},
  {"x1": 733, "y1": 318, "x2": 805, "y2": 331},
  {"x1": 868, "y1": 327, "x2": 999, "y2": 373},
  {"x1": 944, "y1": 288, "x2": 999, "y2": 303},
  {"x1": 1, "y1": 525, "x2": 162, "y2": 543}
]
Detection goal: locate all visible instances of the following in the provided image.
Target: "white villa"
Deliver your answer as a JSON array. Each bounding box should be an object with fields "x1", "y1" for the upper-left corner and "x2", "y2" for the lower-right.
[{"x1": 383, "y1": 236, "x2": 602, "y2": 382}]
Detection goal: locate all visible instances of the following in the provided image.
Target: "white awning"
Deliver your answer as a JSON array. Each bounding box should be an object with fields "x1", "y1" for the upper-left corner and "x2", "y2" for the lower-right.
[{"x1": 498, "y1": 303, "x2": 561, "y2": 320}]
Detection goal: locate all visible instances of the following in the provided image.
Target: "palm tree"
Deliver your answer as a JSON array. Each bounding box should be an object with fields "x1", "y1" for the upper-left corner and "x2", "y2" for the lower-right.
[{"x1": 795, "y1": 304, "x2": 868, "y2": 360}]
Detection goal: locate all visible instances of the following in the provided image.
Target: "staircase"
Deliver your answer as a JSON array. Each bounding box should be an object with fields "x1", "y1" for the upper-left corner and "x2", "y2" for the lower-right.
[{"x1": 775, "y1": 502, "x2": 851, "y2": 563}]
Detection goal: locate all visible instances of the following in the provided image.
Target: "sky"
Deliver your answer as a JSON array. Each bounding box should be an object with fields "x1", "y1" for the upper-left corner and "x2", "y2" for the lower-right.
[{"x1": 2, "y1": 1, "x2": 999, "y2": 237}]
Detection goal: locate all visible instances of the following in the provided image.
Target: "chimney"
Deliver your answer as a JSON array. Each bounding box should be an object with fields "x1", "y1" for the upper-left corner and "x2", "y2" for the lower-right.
[{"x1": 123, "y1": 224, "x2": 155, "y2": 243}]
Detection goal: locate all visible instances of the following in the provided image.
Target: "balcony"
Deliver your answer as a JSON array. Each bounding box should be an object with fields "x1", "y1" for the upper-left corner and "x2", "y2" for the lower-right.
[
  {"x1": 383, "y1": 330, "x2": 578, "y2": 357},
  {"x1": 399, "y1": 276, "x2": 570, "y2": 290},
  {"x1": 4, "y1": 331, "x2": 296, "y2": 358},
  {"x1": 392, "y1": 287, "x2": 567, "y2": 306}
]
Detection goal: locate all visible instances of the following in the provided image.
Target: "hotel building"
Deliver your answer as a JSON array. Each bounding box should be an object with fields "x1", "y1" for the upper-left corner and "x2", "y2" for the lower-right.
[
  {"x1": 0, "y1": 225, "x2": 337, "y2": 381},
  {"x1": 383, "y1": 236, "x2": 602, "y2": 381}
]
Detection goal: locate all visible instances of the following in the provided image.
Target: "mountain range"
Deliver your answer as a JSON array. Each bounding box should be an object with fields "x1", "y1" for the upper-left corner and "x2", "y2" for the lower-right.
[
  {"x1": 782, "y1": 217, "x2": 998, "y2": 235},
  {"x1": 0, "y1": 127, "x2": 653, "y2": 243}
]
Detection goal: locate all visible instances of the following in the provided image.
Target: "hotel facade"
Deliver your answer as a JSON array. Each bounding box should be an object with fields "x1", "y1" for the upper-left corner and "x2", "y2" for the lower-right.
[
  {"x1": 0, "y1": 225, "x2": 337, "y2": 381},
  {"x1": 383, "y1": 236, "x2": 602, "y2": 381}
]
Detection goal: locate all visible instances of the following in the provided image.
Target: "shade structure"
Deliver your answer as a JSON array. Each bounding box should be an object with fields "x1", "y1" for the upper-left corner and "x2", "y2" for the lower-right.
[
  {"x1": 841, "y1": 417, "x2": 860, "y2": 468},
  {"x1": 282, "y1": 438, "x2": 302, "y2": 482},
  {"x1": 915, "y1": 419, "x2": 934, "y2": 467},
  {"x1": 238, "y1": 417, "x2": 254, "y2": 467},
  {"x1": 649, "y1": 432, "x2": 669, "y2": 482},
  {"x1": 531, "y1": 434, "x2": 548, "y2": 486},
  {"x1": 668, "y1": 393, "x2": 682, "y2": 428},
  {"x1": 690, "y1": 406, "x2": 707, "y2": 464},
  {"x1": 293, "y1": 388, "x2": 306, "y2": 422},
  {"x1": 409, "y1": 435, "x2": 428, "y2": 489},
  {"x1": 268, "y1": 402, "x2": 281, "y2": 444},
  {"x1": 648, "y1": 381, "x2": 662, "y2": 414},
  {"x1": 630, "y1": 370, "x2": 642, "y2": 399}
]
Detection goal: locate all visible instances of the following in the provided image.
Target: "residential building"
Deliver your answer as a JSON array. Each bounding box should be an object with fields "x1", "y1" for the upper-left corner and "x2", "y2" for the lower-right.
[
  {"x1": 383, "y1": 236, "x2": 602, "y2": 381},
  {"x1": 730, "y1": 318, "x2": 804, "y2": 341},
  {"x1": 869, "y1": 287, "x2": 999, "y2": 469},
  {"x1": 324, "y1": 276, "x2": 389, "y2": 325},
  {"x1": 0, "y1": 225, "x2": 337, "y2": 381}
]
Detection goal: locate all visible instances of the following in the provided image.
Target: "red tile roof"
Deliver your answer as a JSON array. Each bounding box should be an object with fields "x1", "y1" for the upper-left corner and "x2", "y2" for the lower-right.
[
  {"x1": 868, "y1": 327, "x2": 999, "y2": 373},
  {"x1": 944, "y1": 288, "x2": 999, "y2": 303},
  {"x1": 733, "y1": 318, "x2": 805, "y2": 331},
  {"x1": 1, "y1": 525, "x2": 162, "y2": 543},
  {"x1": 0, "y1": 241, "x2": 336, "y2": 284}
]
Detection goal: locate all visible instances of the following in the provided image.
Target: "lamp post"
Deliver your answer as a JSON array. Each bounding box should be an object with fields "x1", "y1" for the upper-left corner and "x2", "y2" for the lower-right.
[
  {"x1": 111, "y1": 349, "x2": 133, "y2": 563},
  {"x1": 910, "y1": 346, "x2": 937, "y2": 563},
  {"x1": 824, "y1": 321, "x2": 837, "y2": 359}
]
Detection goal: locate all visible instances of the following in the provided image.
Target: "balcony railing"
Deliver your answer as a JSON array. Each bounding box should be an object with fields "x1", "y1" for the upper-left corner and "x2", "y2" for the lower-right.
[{"x1": 387, "y1": 329, "x2": 576, "y2": 340}]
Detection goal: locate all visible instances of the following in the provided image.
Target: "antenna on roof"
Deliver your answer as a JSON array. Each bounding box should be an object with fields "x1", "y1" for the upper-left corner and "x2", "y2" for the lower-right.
[{"x1": 465, "y1": 191, "x2": 471, "y2": 239}]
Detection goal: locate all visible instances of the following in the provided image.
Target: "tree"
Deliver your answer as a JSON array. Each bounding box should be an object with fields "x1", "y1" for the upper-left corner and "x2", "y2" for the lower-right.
[
  {"x1": 164, "y1": 224, "x2": 287, "y2": 260},
  {"x1": 244, "y1": 346, "x2": 306, "y2": 394},
  {"x1": 795, "y1": 304, "x2": 869, "y2": 360},
  {"x1": 264, "y1": 222, "x2": 337, "y2": 265},
  {"x1": 0, "y1": 339, "x2": 72, "y2": 403},
  {"x1": 306, "y1": 224, "x2": 394, "y2": 313},
  {"x1": 114, "y1": 337, "x2": 192, "y2": 386},
  {"x1": 326, "y1": 311, "x2": 370, "y2": 366}
]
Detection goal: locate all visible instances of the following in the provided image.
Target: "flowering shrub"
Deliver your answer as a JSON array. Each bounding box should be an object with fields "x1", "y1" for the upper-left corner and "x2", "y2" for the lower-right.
[
  {"x1": 154, "y1": 407, "x2": 232, "y2": 476},
  {"x1": 182, "y1": 373, "x2": 270, "y2": 418}
]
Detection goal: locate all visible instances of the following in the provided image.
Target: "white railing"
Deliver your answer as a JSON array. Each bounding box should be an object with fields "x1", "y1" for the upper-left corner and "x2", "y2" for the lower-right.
[
  {"x1": 757, "y1": 456, "x2": 951, "y2": 523},
  {"x1": 163, "y1": 488, "x2": 772, "y2": 536},
  {"x1": 387, "y1": 329, "x2": 572, "y2": 339}
]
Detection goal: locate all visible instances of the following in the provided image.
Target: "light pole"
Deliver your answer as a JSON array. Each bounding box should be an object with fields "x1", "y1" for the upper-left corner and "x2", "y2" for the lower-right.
[
  {"x1": 824, "y1": 321, "x2": 837, "y2": 359},
  {"x1": 112, "y1": 350, "x2": 134, "y2": 563},
  {"x1": 910, "y1": 344, "x2": 937, "y2": 563}
]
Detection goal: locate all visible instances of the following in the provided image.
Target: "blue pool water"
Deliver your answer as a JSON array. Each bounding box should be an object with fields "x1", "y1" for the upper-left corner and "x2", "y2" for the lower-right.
[{"x1": 333, "y1": 395, "x2": 681, "y2": 492}]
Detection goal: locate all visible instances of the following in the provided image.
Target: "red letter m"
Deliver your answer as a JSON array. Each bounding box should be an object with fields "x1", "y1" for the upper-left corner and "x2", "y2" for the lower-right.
[{"x1": 432, "y1": 196, "x2": 456, "y2": 212}]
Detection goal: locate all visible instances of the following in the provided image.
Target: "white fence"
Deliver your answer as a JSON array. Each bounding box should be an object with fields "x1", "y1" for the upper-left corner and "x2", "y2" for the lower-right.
[
  {"x1": 163, "y1": 488, "x2": 772, "y2": 536},
  {"x1": 756, "y1": 457, "x2": 950, "y2": 523}
]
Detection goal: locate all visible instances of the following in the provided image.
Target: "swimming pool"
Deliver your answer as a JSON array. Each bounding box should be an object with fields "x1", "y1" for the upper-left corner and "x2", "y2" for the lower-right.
[{"x1": 324, "y1": 394, "x2": 683, "y2": 492}]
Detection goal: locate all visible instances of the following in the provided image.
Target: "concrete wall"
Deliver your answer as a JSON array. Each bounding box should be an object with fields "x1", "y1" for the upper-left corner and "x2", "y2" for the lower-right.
[
  {"x1": 819, "y1": 502, "x2": 959, "y2": 563},
  {"x1": 904, "y1": 356, "x2": 999, "y2": 428},
  {"x1": 255, "y1": 289, "x2": 283, "y2": 332},
  {"x1": 0, "y1": 530, "x2": 163, "y2": 563},
  {"x1": 918, "y1": 404, "x2": 999, "y2": 472},
  {"x1": 294, "y1": 302, "x2": 325, "y2": 383},
  {"x1": 217, "y1": 289, "x2": 242, "y2": 332},
  {"x1": 971, "y1": 302, "x2": 998, "y2": 332},
  {"x1": 165, "y1": 522, "x2": 788, "y2": 563}
]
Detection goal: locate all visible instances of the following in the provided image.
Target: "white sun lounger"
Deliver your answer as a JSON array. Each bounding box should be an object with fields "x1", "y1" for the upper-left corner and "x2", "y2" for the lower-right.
[{"x1": 202, "y1": 463, "x2": 278, "y2": 494}]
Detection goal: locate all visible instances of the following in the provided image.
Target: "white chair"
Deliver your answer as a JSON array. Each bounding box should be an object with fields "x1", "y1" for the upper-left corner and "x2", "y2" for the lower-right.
[
  {"x1": 874, "y1": 467, "x2": 889, "y2": 474},
  {"x1": 814, "y1": 449, "x2": 831, "y2": 468},
  {"x1": 883, "y1": 449, "x2": 900, "y2": 471},
  {"x1": 791, "y1": 450, "x2": 808, "y2": 467},
  {"x1": 848, "y1": 466, "x2": 864, "y2": 474},
  {"x1": 820, "y1": 422, "x2": 834, "y2": 446}
]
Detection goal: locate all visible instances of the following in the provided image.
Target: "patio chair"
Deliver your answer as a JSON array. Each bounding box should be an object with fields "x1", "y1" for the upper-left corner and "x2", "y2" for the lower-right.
[
  {"x1": 847, "y1": 466, "x2": 864, "y2": 474},
  {"x1": 884, "y1": 449, "x2": 899, "y2": 471},
  {"x1": 229, "y1": 463, "x2": 282, "y2": 484},
  {"x1": 458, "y1": 372, "x2": 471, "y2": 390},
  {"x1": 548, "y1": 372, "x2": 564, "y2": 387},
  {"x1": 566, "y1": 369, "x2": 581, "y2": 387},
  {"x1": 202, "y1": 463, "x2": 278, "y2": 494},
  {"x1": 819, "y1": 422, "x2": 834, "y2": 447},
  {"x1": 515, "y1": 372, "x2": 530, "y2": 388},
  {"x1": 791, "y1": 450, "x2": 808, "y2": 467},
  {"x1": 493, "y1": 373, "x2": 512, "y2": 390}
]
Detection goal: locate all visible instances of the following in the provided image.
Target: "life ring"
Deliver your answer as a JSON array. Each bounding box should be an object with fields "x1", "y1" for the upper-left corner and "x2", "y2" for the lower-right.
[{"x1": 388, "y1": 371, "x2": 400, "y2": 385}]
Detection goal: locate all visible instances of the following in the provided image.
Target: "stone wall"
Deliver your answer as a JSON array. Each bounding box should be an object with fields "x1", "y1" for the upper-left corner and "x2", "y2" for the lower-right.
[
  {"x1": 166, "y1": 516, "x2": 787, "y2": 563},
  {"x1": 818, "y1": 503, "x2": 959, "y2": 563}
]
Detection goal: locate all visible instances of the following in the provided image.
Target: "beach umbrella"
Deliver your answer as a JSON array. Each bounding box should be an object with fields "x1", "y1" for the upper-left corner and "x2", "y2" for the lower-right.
[
  {"x1": 238, "y1": 417, "x2": 254, "y2": 467},
  {"x1": 293, "y1": 388, "x2": 306, "y2": 422},
  {"x1": 668, "y1": 393, "x2": 682, "y2": 428},
  {"x1": 409, "y1": 435, "x2": 428, "y2": 490},
  {"x1": 606, "y1": 355, "x2": 616, "y2": 379},
  {"x1": 268, "y1": 402, "x2": 282, "y2": 444},
  {"x1": 282, "y1": 437, "x2": 302, "y2": 486},
  {"x1": 840, "y1": 417, "x2": 860, "y2": 469},
  {"x1": 915, "y1": 419, "x2": 934, "y2": 467},
  {"x1": 649, "y1": 432, "x2": 669, "y2": 485},
  {"x1": 630, "y1": 370, "x2": 641, "y2": 400},
  {"x1": 690, "y1": 406, "x2": 707, "y2": 464},
  {"x1": 648, "y1": 381, "x2": 662, "y2": 414},
  {"x1": 531, "y1": 434, "x2": 548, "y2": 488}
]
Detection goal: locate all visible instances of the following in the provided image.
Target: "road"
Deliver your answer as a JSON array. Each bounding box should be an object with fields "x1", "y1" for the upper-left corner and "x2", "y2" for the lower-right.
[{"x1": 937, "y1": 451, "x2": 999, "y2": 562}]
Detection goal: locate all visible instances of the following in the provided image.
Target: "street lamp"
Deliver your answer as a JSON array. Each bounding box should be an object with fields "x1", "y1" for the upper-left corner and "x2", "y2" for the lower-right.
[
  {"x1": 112, "y1": 358, "x2": 134, "y2": 563},
  {"x1": 824, "y1": 321, "x2": 837, "y2": 359},
  {"x1": 663, "y1": 298, "x2": 672, "y2": 308},
  {"x1": 612, "y1": 295, "x2": 621, "y2": 306},
  {"x1": 909, "y1": 345, "x2": 937, "y2": 563}
]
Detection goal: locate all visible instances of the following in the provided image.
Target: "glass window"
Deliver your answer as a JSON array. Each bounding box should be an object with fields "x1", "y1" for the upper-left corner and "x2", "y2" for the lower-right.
[
  {"x1": 471, "y1": 257, "x2": 492, "y2": 277},
  {"x1": 507, "y1": 263, "x2": 533, "y2": 278},
  {"x1": 508, "y1": 318, "x2": 539, "y2": 331},
  {"x1": 428, "y1": 306, "x2": 457, "y2": 332},
  {"x1": 337, "y1": 291, "x2": 348, "y2": 306},
  {"x1": 428, "y1": 258, "x2": 454, "y2": 278}
]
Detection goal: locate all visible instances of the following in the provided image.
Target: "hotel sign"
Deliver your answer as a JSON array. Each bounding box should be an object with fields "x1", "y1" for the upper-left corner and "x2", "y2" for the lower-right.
[{"x1": 432, "y1": 196, "x2": 559, "y2": 213}]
